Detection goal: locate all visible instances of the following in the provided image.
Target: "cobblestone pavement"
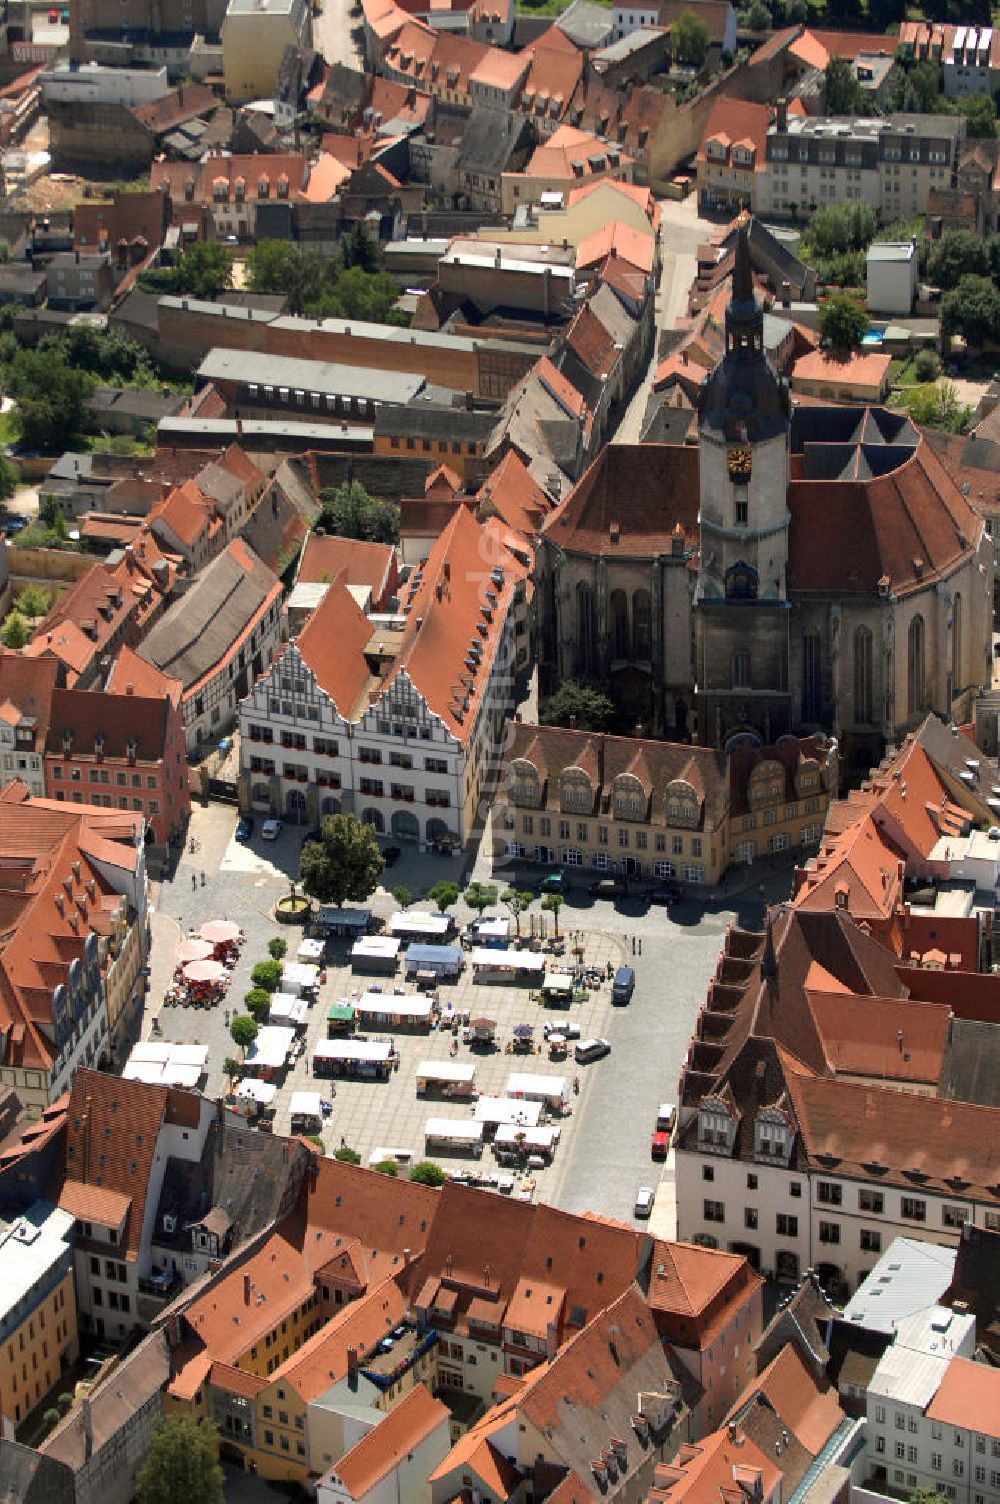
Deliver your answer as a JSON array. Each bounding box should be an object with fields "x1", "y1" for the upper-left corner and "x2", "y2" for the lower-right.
[{"x1": 146, "y1": 804, "x2": 797, "y2": 1221}]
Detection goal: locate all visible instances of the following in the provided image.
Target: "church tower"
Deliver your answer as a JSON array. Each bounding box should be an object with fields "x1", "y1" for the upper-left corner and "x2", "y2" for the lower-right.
[{"x1": 694, "y1": 219, "x2": 793, "y2": 746}]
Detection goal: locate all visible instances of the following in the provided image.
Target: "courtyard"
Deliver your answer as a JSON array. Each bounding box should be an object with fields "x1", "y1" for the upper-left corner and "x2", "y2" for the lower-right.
[{"x1": 145, "y1": 803, "x2": 789, "y2": 1225}]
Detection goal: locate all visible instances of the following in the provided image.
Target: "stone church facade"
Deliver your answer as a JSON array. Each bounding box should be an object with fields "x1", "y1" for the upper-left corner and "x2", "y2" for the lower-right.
[{"x1": 537, "y1": 224, "x2": 993, "y2": 769}]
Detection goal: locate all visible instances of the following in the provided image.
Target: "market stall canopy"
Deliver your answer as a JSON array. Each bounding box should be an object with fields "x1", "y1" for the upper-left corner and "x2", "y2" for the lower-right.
[
  {"x1": 327, "y1": 1001, "x2": 356, "y2": 1022},
  {"x1": 235, "y1": 1078, "x2": 277, "y2": 1104},
  {"x1": 175, "y1": 938, "x2": 213, "y2": 964},
  {"x1": 182, "y1": 959, "x2": 227, "y2": 983},
  {"x1": 200, "y1": 920, "x2": 241, "y2": 945}
]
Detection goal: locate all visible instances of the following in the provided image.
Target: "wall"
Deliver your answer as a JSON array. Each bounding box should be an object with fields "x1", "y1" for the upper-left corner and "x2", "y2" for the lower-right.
[{"x1": 0, "y1": 1267, "x2": 78, "y2": 1429}]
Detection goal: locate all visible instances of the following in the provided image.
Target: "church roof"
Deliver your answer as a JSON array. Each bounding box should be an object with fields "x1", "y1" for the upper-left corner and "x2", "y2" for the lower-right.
[
  {"x1": 698, "y1": 219, "x2": 790, "y2": 444},
  {"x1": 542, "y1": 442, "x2": 699, "y2": 557}
]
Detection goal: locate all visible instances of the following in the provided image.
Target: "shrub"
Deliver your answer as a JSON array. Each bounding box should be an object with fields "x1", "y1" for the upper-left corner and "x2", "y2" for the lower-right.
[
  {"x1": 913, "y1": 349, "x2": 941, "y2": 383},
  {"x1": 267, "y1": 936, "x2": 288, "y2": 961},
  {"x1": 251, "y1": 959, "x2": 283, "y2": 992}
]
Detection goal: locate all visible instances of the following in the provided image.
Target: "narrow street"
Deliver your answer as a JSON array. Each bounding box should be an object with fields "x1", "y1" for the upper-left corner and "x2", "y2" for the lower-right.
[{"x1": 614, "y1": 193, "x2": 705, "y2": 444}]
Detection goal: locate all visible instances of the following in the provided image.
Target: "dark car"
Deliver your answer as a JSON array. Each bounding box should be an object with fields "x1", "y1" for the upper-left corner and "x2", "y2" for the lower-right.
[
  {"x1": 648, "y1": 881, "x2": 681, "y2": 905},
  {"x1": 536, "y1": 871, "x2": 567, "y2": 895},
  {"x1": 300, "y1": 827, "x2": 324, "y2": 847},
  {"x1": 589, "y1": 875, "x2": 627, "y2": 899},
  {"x1": 235, "y1": 814, "x2": 254, "y2": 842},
  {"x1": 382, "y1": 845, "x2": 402, "y2": 867},
  {"x1": 3, "y1": 516, "x2": 27, "y2": 534}
]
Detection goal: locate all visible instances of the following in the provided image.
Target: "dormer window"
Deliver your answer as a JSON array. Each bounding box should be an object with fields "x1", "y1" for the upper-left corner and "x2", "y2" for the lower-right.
[
  {"x1": 613, "y1": 774, "x2": 645, "y2": 820},
  {"x1": 754, "y1": 1108, "x2": 792, "y2": 1163},
  {"x1": 698, "y1": 1102, "x2": 733, "y2": 1154},
  {"x1": 560, "y1": 771, "x2": 592, "y2": 813}
]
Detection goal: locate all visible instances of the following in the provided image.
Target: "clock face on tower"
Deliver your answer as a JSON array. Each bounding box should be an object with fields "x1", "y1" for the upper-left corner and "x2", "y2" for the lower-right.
[{"x1": 727, "y1": 446, "x2": 752, "y2": 481}]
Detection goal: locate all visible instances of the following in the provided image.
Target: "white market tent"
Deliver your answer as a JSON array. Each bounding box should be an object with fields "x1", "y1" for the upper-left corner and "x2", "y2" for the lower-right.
[
  {"x1": 471, "y1": 917, "x2": 509, "y2": 940},
  {"x1": 471, "y1": 948, "x2": 545, "y2": 974},
  {"x1": 122, "y1": 1060, "x2": 164, "y2": 1084},
  {"x1": 280, "y1": 962, "x2": 320, "y2": 996},
  {"x1": 354, "y1": 991, "x2": 433, "y2": 1021},
  {"x1": 494, "y1": 1124, "x2": 561, "y2": 1151},
  {"x1": 289, "y1": 1091, "x2": 322, "y2": 1121},
  {"x1": 313, "y1": 1039, "x2": 395, "y2": 1064},
  {"x1": 269, "y1": 994, "x2": 309, "y2": 1026},
  {"x1": 244, "y1": 1026, "x2": 295, "y2": 1072},
  {"x1": 542, "y1": 971, "x2": 575, "y2": 995},
  {"x1": 389, "y1": 911, "x2": 451, "y2": 938},
  {"x1": 296, "y1": 938, "x2": 325, "y2": 963},
  {"x1": 130, "y1": 1041, "x2": 172, "y2": 1063},
  {"x1": 125, "y1": 1042, "x2": 208, "y2": 1086},
  {"x1": 424, "y1": 1117, "x2": 484, "y2": 1148},
  {"x1": 161, "y1": 1063, "x2": 203, "y2": 1088},
  {"x1": 236, "y1": 1078, "x2": 277, "y2": 1105},
  {"x1": 474, "y1": 1096, "x2": 543, "y2": 1127},
  {"x1": 351, "y1": 936, "x2": 401, "y2": 961},
  {"x1": 416, "y1": 1060, "x2": 477, "y2": 1087},
  {"x1": 506, "y1": 1071, "x2": 569, "y2": 1105}
]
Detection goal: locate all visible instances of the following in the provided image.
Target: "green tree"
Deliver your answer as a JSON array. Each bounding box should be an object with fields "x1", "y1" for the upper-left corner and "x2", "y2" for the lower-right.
[
  {"x1": 501, "y1": 887, "x2": 533, "y2": 938},
  {"x1": 823, "y1": 55, "x2": 866, "y2": 115},
  {"x1": 941, "y1": 274, "x2": 1000, "y2": 346},
  {"x1": 959, "y1": 94, "x2": 996, "y2": 138},
  {"x1": 174, "y1": 242, "x2": 233, "y2": 300},
  {"x1": 409, "y1": 1159, "x2": 446, "y2": 1186},
  {"x1": 540, "y1": 680, "x2": 615, "y2": 732},
  {"x1": 222, "y1": 1056, "x2": 240, "y2": 1096},
  {"x1": 464, "y1": 881, "x2": 498, "y2": 917},
  {"x1": 392, "y1": 884, "x2": 413, "y2": 909},
  {"x1": 904, "y1": 380, "x2": 971, "y2": 433},
  {"x1": 0, "y1": 612, "x2": 29, "y2": 648},
  {"x1": 243, "y1": 987, "x2": 271, "y2": 1022},
  {"x1": 808, "y1": 201, "x2": 877, "y2": 259},
  {"x1": 427, "y1": 880, "x2": 460, "y2": 913},
  {"x1": 5, "y1": 346, "x2": 91, "y2": 451},
  {"x1": 246, "y1": 239, "x2": 303, "y2": 296},
  {"x1": 372, "y1": 1157, "x2": 399, "y2": 1176},
  {"x1": 230, "y1": 1014, "x2": 258, "y2": 1059},
  {"x1": 927, "y1": 229, "x2": 989, "y2": 290},
  {"x1": 903, "y1": 59, "x2": 943, "y2": 114},
  {"x1": 913, "y1": 348, "x2": 941, "y2": 382},
  {"x1": 672, "y1": 8, "x2": 710, "y2": 64},
  {"x1": 267, "y1": 936, "x2": 288, "y2": 961},
  {"x1": 317, "y1": 479, "x2": 400, "y2": 544},
  {"x1": 819, "y1": 292, "x2": 868, "y2": 353},
  {"x1": 342, "y1": 221, "x2": 380, "y2": 272},
  {"x1": 745, "y1": 0, "x2": 771, "y2": 30},
  {"x1": 300, "y1": 812, "x2": 384, "y2": 906},
  {"x1": 43, "y1": 1407, "x2": 61, "y2": 1433},
  {"x1": 135, "y1": 1416, "x2": 223, "y2": 1504},
  {"x1": 0, "y1": 455, "x2": 17, "y2": 501},
  {"x1": 251, "y1": 959, "x2": 283, "y2": 992},
  {"x1": 13, "y1": 583, "x2": 51, "y2": 619},
  {"x1": 542, "y1": 892, "x2": 564, "y2": 937},
  {"x1": 334, "y1": 1144, "x2": 361, "y2": 1164}
]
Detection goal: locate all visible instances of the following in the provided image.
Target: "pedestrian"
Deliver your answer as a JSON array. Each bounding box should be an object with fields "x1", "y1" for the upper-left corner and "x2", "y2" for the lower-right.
[
  {"x1": 200, "y1": 870, "x2": 206, "y2": 887},
  {"x1": 191, "y1": 872, "x2": 197, "y2": 891},
  {"x1": 340, "y1": 1135, "x2": 346, "y2": 1149},
  {"x1": 638, "y1": 937, "x2": 642, "y2": 956},
  {"x1": 631, "y1": 936, "x2": 636, "y2": 956}
]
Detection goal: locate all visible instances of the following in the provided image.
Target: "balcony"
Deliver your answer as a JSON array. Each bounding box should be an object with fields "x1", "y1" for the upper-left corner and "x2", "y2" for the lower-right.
[{"x1": 138, "y1": 1269, "x2": 183, "y2": 1323}]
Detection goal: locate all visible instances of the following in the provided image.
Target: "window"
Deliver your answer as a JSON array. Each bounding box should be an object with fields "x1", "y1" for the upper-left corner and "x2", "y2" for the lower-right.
[
  {"x1": 859, "y1": 1189, "x2": 883, "y2": 1214},
  {"x1": 704, "y1": 1200, "x2": 725, "y2": 1222},
  {"x1": 901, "y1": 1197, "x2": 926, "y2": 1222},
  {"x1": 954, "y1": 1462, "x2": 964, "y2": 1479},
  {"x1": 702, "y1": 1165, "x2": 715, "y2": 1181},
  {"x1": 942, "y1": 1204, "x2": 968, "y2": 1228},
  {"x1": 819, "y1": 1221, "x2": 840, "y2": 1245},
  {"x1": 817, "y1": 1181, "x2": 842, "y2": 1206},
  {"x1": 896, "y1": 1442, "x2": 905, "y2": 1461},
  {"x1": 931, "y1": 1455, "x2": 942, "y2": 1473},
  {"x1": 861, "y1": 1228, "x2": 881, "y2": 1253},
  {"x1": 745, "y1": 1208, "x2": 758, "y2": 1229},
  {"x1": 776, "y1": 1214, "x2": 798, "y2": 1237},
  {"x1": 732, "y1": 650, "x2": 751, "y2": 688},
  {"x1": 747, "y1": 1173, "x2": 757, "y2": 1190},
  {"x1": 876, "y1": 1436, "x2": 886, "y2": 1455},
  {"x1": 790, "y1": 1182, "x2": 801, "y2": 1198},
  {"x1": 875, "y1": 1407, "x2": 886, "y2": 1425},
  {"x1": 907, "y1": 615, "x2": 925, "y2": 718}
]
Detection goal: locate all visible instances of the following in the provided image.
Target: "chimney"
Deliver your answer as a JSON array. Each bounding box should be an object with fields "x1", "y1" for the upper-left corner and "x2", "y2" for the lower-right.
[
  {"x1": 776, "y1": 97, "x2": 788, "y2": 131},
  {"x1": 347, "y1": 1345, "x2": 359, "y2": 1385},
  {"x1": 243, "y1": 1273, "x2": 252, "y2": 1306},
  {"x1": 82, "y1": 1397, "x2": 93, "y2": 1461},
  {"x1": 126, "y1": 682, "x2": 134, "y2": 695},
  {"x1": 569, "y1": 715, "x2": 577, "y2": 729}
]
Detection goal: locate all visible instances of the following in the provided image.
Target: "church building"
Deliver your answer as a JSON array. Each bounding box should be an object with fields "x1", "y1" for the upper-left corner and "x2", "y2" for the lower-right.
[{"x1": 536, "y1": 222, "x2": 992, "y2": 767}]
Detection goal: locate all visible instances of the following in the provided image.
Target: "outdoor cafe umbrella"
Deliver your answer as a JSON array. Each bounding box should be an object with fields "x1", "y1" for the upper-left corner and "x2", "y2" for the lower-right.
[
  {"x1": 175, "y1": 937, "x2": 213, "y2": 965},
  {"x1": 512, "y1": 1023, "x2": 534, "y2": 1039},
  {"x1": 182, "y1": 959, "x2": 227, "y2": 984},
  {"x1": 200, "y1": 920, "x2": 241, "y2": 946},
  {"x1": 469, "y1": 1017, "x2": 496, "y2": 1037}
]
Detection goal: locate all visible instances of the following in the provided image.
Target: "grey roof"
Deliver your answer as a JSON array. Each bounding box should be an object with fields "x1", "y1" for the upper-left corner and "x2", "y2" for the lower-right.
[
  {"x1": 159, "y1": 294, "x2": 279, "y2": 325},
  {"x1": 868, "y1": 241, "x2": 917, "y2": 263},
  {"x1": 374, "y1": 404, "x2": 495, "y2": 441},
  {"x1": 138, "y1": 543, "x2": 279, "y2": 690},
  {"x1": 840, "y1": 1237, "x2": 957, "y2": 1336},
  {"x1": 158, "y1": 416, "x2": 374, "y2": 445},
  {"x1": 270, "y1": 312, "x2": 542, "y2": 357},
  {"x1": 86, "y1": 386, "x2": 185, "y2": 420},
  {"x1": 0, "y1": 1440, "x2": 75, "y2": 1503},
  {"x1": 0, "y1": 267, "x2": 46, "y2": 294},
  {"x1": 455, "y1": 107, "x2": 532, "y2": 176},
  {"x1": 939, "y1": 1017, "x2": 1000, "y2": 1107},
  {"x1": 588, "y1": 280, "x2": 638, "y2": 348},
  {"x1": 595, "y1": 26, "x2": 664, "y2": 62},
  {"x1": 112, "y1": 288, "x2": 160, "y2": 333},
  {"x1": 555, "y1": 0, "x2": 614, "y2": 47},
  {"x1": 196, "y1": 347, "x2": 425, "y2": 405}
]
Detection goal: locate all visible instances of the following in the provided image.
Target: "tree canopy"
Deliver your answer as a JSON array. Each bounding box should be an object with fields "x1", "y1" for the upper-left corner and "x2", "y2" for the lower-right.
[
  {"x1": 316, "y1": 479, "x2": 400, "y2": 544},
  {"x1": 299, "y1": 812, "x2": 384, "y2": 907},
  {"x1": 135, "y1": 1416, "x2": 223, "y2": 1504},
  {"x1": 927, "y1": 229, "x2": 989, "y2": 289},
  {"x1": 822, "y1": 55, "x2": 868, "y2": 115},
  {"x1": 819, "y1": 293, "x2": 868, "y2": 354},
  {"x1": 138, "y1": 242, "x2": 233, "y2": 300},
  {"x1": 427, "y1": 881, "x2": 460, "y2": 913},
  {"x1": 230, "y1": 1014, "x2": 258, "y2": 1057},
  {"x1": 540, "y1": 681, "x2": 615, "y2": 732},
  {"x1": 941, "y1": 274, "x2": 1000, "y2": 346},
  {"x1": 410, "y1": 1159, "x2": 446, "y2": 1186},
  {"x1": 245, "y1": 236, "x2": 404, "y2": 323},
  {"x1": 464, "y1": 881, "x2": 498, "y2": 915},
  {"x1": 672, "y1": 9, "x2": 710, "y2": 65}
]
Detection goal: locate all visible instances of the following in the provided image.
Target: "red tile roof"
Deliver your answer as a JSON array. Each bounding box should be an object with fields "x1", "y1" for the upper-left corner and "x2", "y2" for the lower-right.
[
  {"x1": 925, "y1": 1356, "x2": 1000, "y2": 1437},
  {"x1": 791, "y1": 348, "x2": 891, "y2": 391},
  {"x1": 543, "y1": 443, "x2": 699, "y2": 557},
  {"x1": 296, "y1": 533, "x2": 396, "y2": 608},
  {"x1": 0, "y1": 651, "x2": 58, "y2": 752},
  {"x1": 291, "y1": 572, "x2": 375, "y2": 718},
  {"x1": 647, "y1": 1240, "x2": 749, "y2": 1319},
  {"x1": 576, "y1": 220, "x2": 654, "y2": 275},
  {"x1": 331, "y1": 1382, "x2": 448, "y2": 1498}
]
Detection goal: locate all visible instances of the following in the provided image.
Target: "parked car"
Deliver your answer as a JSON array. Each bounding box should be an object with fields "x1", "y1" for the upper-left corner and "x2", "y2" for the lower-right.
[
  {"x1": 543, "y1": 1019, "x2": 581, "y2": 1040},
  {"x1": 537, "y1": 870, "x2": 567, "y2": 894},
  {"x1": 575, "y1": 1037, "x2": 611, "y2": 1063},
  {"x1": 651, "y1": 1131, "x2": 669, "y2": 1161},
  {"x1": 300, "y1": 827, "x2": 323, "y2": 847},
  {"x1": 235, "y1": 814, "x2": 254, "y2": 842},
  {"x1": 589, "y1": 875, "x2": 626, "y2": 899},
  {"x1": 634, "y1": 1186, "x2": 655, "y2": 1219},
  {"x1": 655, "y1": 1102, "x2": 676, "y2": 1134},
  {"x1": 611, "y1": 965, "x2": 635, "y2": 1005},
  {"x1": 261, "y1": 819, "x2": 282, "y2": 841},
  {"x1": 382, "y1": 845, "x2": 401, "y2": 867},
  {"x1": 648, "y1": 881, "x2": 680, "y2": 905}
]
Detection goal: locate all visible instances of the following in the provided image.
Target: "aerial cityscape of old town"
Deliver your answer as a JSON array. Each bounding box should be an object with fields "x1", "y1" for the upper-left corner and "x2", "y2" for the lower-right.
[{"x1": 0, "y1": 0, "x2": 1000, "y2": 1499}]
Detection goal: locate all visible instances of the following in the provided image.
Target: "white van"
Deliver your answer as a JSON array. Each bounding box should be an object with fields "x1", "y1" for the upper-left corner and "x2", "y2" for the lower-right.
[
  {"x1": 369, "y1": 1146, "x2": 415, "y2": 1168},
  {"x1": 656, "y1": 1103, "x2": 676, "y2": 1133}
]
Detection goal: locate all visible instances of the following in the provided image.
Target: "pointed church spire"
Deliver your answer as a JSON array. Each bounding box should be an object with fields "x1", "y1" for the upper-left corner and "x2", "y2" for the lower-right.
[{"x1": 733, "y1": 214, "x2": 753, "y2": 307}]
